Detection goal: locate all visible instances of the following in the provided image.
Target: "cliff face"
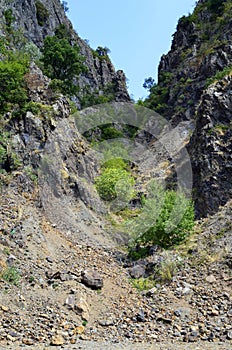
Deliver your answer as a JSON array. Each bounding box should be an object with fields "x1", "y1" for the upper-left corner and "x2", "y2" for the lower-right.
[
  {"x1": 0, "y1": 0, "x2": 130, "y2": 102},
  {"x1": 153, "y1": 0, "x2": 232, "y2": 124},
  {"x1": 145, "y1": 0, "x2": 232, "y2": 217},
  {"x1": 188, "y1": 75, "x2": 232, "y2": 217}
]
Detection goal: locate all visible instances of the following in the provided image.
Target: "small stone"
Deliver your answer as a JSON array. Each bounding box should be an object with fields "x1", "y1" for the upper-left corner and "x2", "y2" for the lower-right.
[
  {"x1": 81, "y1": 270, "x2": 103, "y2": 289},
  {"x1": 8, "y1": 330, "x2": 19, "y2": 338},
  {"x1": 76, "y1": 325, "x2": 85, "y2": 334},
  {"x1": 46, "y1": 256, "x2": 53, "y2": 263},
  {"x1": 65, "y1": 295, "x2": 75, "y2": 309},
  {"x1": 156, "y1": 315, "x2": 172, "y2": 324},
  {"x1": 129, "y1": 265, "x2": 145, "y2": 279},
  {"x1": 211, "y1": 309, "x2": 219, "y2": 316},
  {"x1": 0, "y1": 305, "x2": 9, "y2": 312},
  {"x1": 136, "y1": 308, "x2": 145, "y2": 322},
  {"x1": 146, "y1": 287, "x2": 157, "y2": 296},
  {"x1": 174, "y1": 309, "x2": 182, "y2": 317},
  {"x1": 227, "y1": 331, "x2": 232, "y2": 340},
  {"x1": 99, "y1": 318, "x2": 115, "y2": 326},
  {"x1": 206, "y1": 275, "x2": 216, "y2": 283},
  {"x1": 6, "y1": 255, "x2": 17, "y2": 266},
  {"x1": 74, "y1": 296, "x2": 90, "y2": 321},
  {"x1": 22, "y1": 338, "x2": 34, "y2": 345},
  {"x1": 227, "y1": 309, "x2": 232, "y2": 316},
  {"x1": 51, "y1": 334, "x2": 65, "y2": 345},
  {"x1": 190, "y1": 326, "x2": 198, "y2": 333}
]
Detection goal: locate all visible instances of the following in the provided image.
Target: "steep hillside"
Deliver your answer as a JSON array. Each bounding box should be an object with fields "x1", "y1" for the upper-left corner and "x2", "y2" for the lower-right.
[
  {"x1": 0, "y1": 0, "x2": 130, "y2": 104},
  {"x1": 0, "y1": 0, "x2": 232, "y2": 349},
  {"x1": 144, "y1": 0, "x2": 232, "y2": 217}
]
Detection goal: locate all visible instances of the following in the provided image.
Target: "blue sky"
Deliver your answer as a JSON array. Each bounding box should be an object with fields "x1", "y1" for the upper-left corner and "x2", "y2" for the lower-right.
[{"x1": 66, "y1": 0, "x2": 196, "y2": 101}]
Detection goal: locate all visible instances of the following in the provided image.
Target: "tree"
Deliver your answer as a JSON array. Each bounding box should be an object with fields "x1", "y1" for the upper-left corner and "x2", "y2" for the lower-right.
[
  {"x1": 0, "y1": 57, "x2": 28, "y2": 112},
  {"x1": 41, "y1": 33, "x2": 87, "y2": 95},
  {"x1": 127, "y1": 181, "x2": 195, "y2": 248},
  {"x1": 143, "y1": 77, "x2": 155, "y2": 91},
  {"x1": 95, "y1": 46, "x2": 111, "y2": 57}
]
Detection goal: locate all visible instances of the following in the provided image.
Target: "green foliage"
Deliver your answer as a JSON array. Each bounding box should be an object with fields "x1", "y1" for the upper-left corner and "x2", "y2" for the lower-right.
[
  {"x1": 95, "y1": 167, "x2": 135, "y2": 202},
  {"x1": 35, "y1": 1, "x2": 49, "y2": 26},
  {"x1": 0, "y1": 131, "x2": 21, "y2": 173},
  {"x1": 80, "y1": 83, "x2": 117, "y2": 109},
  {"x1": 207, "y1": 0, "x2": 226, "y2": 16},
  {"x1": 131, "y1": 277, "x2": 155, "y2": 291},
  {"x1": 143, "y1": 77, "x2": 155, "y2": 91},
  {"x1": 143, "y1": 72, "x2": 173, "y2": 113},
  {"x1": 1, "y1": 266, "x2": 20, "y2": 285},
  {"x1": 54, "y1": 24, "x2": 71, "y2": 40},
  {"x1": 24, "y1": 166, "x2": 38, "y2": 183},
  {"x1": 127, "y1": 181, "x2": 195, "y2": 249},
  {"x1": 4, "y1": 9, "x2": 15, "y2": 33},
  {"x1": 100, "y1": 125, "x2": 124, "y2": 140},
  {"x1": 156, "y1": 255, "x2": 178, "y2": 283},
  {"x1": 205, "y1": 65, "x2": 232, "y2": 87},
  {"x1": 0, "y1": 132, "x2": 9, "y2": 168},
  {"x1": 41, "y1": 29, "x2": 86, "y2": 95},
  {"x1": 93, "y1": 46, "x2": 111, "y2": 60},
  {"x1": 22, "y1": 41, "x2": 42, "y2": 63},
  {"x1": 0, "y1": 56, "x2": 29, "y2": 112},
  {"x1": 102, "y1": 158, "x2": 128, "y2": 170}
]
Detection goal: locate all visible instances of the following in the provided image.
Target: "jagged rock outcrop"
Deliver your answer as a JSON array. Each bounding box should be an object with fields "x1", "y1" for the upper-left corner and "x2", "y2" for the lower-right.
[
  {"x1": 147, "y1": 0, "x2": 232, "y2": 125},
  {"x1": 188, "y1": 75, "x2": 232, "y2": 217},
  {"x1": 145, "y1": 0, "x2": 232, "y2": 217},
  {"x1": 0, "y1": 0, "x2": 130, "y2": 102}
]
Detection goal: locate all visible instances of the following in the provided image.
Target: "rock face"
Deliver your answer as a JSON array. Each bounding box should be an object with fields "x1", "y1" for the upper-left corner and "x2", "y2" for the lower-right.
[
  {"x1": 145, "y1": 0, "x2": 232, "y2": 217},
  {"x1": 0, "y1": 0, "x2": 130, "y2": 102},
  {"x1": 152, "y1": 0, "x2": 232, "y2": 124},
  {"x1": 188, "y1": 75, "x2": 232, "y2": 217}
]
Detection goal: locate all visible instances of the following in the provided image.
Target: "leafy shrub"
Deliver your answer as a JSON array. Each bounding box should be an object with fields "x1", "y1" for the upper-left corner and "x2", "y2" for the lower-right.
[
  {"x1": 93, "y1": 46, "x2": 111, "y2": 61},
  {"x1": 143, "y1": 72, "x2": 173, "y2": 113},
  {"x1": 205, "y1": 65, "x2": 232, "y2": 87},
  {"x1": 156, "y1": 254, "x2": 178, "y2": 283},
  {"x1": 4, "y1": 9, "x2": 15, "y2": 33},
  {"x1": 0, "y1": 56, "x2": 29, "y2": 112},
  {"x1": 127, "y1": 181, "x2": 195, "y2": 248},
  {"x1": 102, "y1": 157, "x2": 128, "y2": 170},
  {"x1": 41, "y1": 30, "x2": 87, "y2": 95},
  {"x1": 1, "y1": 266, "x2": 20, "y2": 285},
  {"x1": 95, "y1": 167, "x2": 135, "y2": 202},
  {"x1": 0, "y1": 131, "x2": 22, "y2": 172},
  {"x1": 80, "y1": 83, "x2": 117, "y2": 109},
  {"x1": 207, "y1": 0, "x2": 226, "y2": 16},
  {"x1": 35, "y1": 1, "x2": 49, "y2": 26}
]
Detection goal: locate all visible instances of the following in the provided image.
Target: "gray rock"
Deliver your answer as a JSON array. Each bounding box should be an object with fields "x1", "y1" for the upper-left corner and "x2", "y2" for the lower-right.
[
  {"x1": 81, "y1": 270, "x2": 103, "y2": 289},
  {"x1": 129, "y1": 265, "x2": 145, "y2": 279}
]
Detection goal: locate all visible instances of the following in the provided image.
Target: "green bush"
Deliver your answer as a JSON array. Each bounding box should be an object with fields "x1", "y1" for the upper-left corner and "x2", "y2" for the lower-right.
[
  {"x1": 35, "y1": 1, "x2": 49, "y2": 26},
  {"x1": 102, "y1": 157, "x2": 128, "y2": 170},
  {"x1": 41, "y1": 30, "x2": 87, "y2": 95},
  {"x1": 127, "y1": 181, "x2": 195, "y2": 248},
  {"x1": 95, "y1": 167, "x2": 135, "y2": 202},
  {"x1": 207, "y1": 0, "x2": 226, "y2": 16},
  {"x1": 4, "y1": 9, "x2": 15, "y2": 33},
  {"x1": 80, "y1": 83, "x2": 117, "y2": 109},
  {"x1": 1, "y1": 266, "x2": 20, "y2": 285},
  {"x1": 0, "y1": 131, "x2": 22, "y2": 172},
  {"x1": 205, "y1": 65, "x2": 232, "y2": 87},
  {"x1": 0, "y1": 56, "x2": 29, "y2": 112}
]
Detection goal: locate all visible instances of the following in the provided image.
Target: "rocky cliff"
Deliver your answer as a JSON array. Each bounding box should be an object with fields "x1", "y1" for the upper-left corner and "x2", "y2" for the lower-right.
[
  {"x1": 0, "y1": 0, "x2": 130, "y2": 102},
  {"x1": 145, "y1": 0, "x2": 232, "y2": 217}
]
